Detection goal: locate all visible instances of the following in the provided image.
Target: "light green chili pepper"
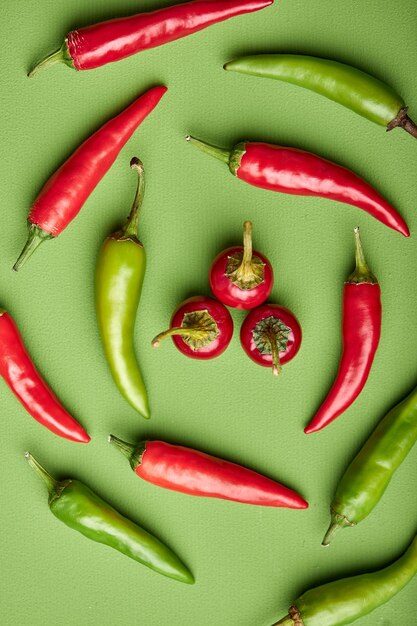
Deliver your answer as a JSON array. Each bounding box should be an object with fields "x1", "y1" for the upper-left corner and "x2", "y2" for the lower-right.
[
  {"x1": 224, "y1": 54, "x2": 417, "y2": 138},
  {"x1": 96, "y1": 157, "x2": 150, "y2": 418}
]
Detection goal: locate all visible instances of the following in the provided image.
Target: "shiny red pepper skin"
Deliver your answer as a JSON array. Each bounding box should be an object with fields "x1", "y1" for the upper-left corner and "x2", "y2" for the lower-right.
[
  {"x1": 0, "y1": 311, "x2": 90, "y2": 442},
  {"x1": 69, "y1": 0, "x2": 272, "y2": 70},
  {"x1": 238, "y1": 143, "x2": 409, "y2": 236},
  {"x1": 186, "y1": 136, "x2": 410, "y2": 237},
  {"x1": 109, "y1": 436, "x2": 308, "y2": 509},
  {"x1": 14, "y1": 86, "x2": 167, "y2": 270},
  {"x1": 305, "y1": 229, "x2": 381, "y2": 434},
  {"x1": 31, "y1": 0, "x2": 272, "y2": 74}
]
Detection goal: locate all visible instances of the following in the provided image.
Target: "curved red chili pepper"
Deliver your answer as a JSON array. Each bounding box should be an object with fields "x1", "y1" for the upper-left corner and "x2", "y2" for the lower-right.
[
  {"x1": 305, "y1": 228, "x2": 381, "y2": 434},
  {"x1": 0, "y1": 310, "x2": 90, "y2": 442},
  {"x1": 29, "y1": 0, "x2": 273, "y2": 75},
  {"x1": 109, "y1": 436, "x2": 308, "y2": 509},
  {"x1": 186, "y1": 136, "x2": 410, "y2": 236},
  {"x1": 13, "y1": 86, "x2": 167, "y2": 271}
]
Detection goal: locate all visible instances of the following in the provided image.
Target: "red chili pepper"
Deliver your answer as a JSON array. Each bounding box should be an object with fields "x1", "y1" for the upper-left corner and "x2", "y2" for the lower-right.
[
  {"x1": 13, "y1": 86, "x2": 167, "y2": 271},
  {"x1": 0, "y1": 309, "x2": 89, "y2": 442},
  {"x1": 305, "y1": 228, "x2": 381, "y2": 434},
  {"x1": 28, "y1": 0, "x2": 272, "y2": 76},
  {"x1": 240, "y1": 303, "x2": 302, "y2": 375},
  {"x1": 109, "y1": 436, "x2": 308, "y2": 509},
  {"x1": 186, "y1": 136, "x2": 410, "y2": 237},
  {"x1": 152, "y1": 296, "x2": 234, "y2": 359}
]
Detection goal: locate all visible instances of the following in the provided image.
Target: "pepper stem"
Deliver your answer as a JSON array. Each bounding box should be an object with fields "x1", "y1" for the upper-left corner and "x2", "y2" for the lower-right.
[
  {"x1": 387, "y1": 106, "x2": 417, "y2": 139},
  {"x1": 108, "y1": 435, "x2": 146, "y2": 471},
  {"x1": 108, "y1": 435, "x2": 136, "y2": 460},
  {"x1": 152, "y1": 309, "x2": 219, "y2": 351},
  {"x1": 322, "y1": 511, "x2": 353, "y2": 546},
  {"x1": 401, "y1": 114, "x2": 417, "y2": 139},
  {"x1": 347, "y1": 227, "x2": 378, "y2": 285},
  {"x1": 24, "y1": 451, "x2": 58, "y2": 495},
  {"x1": 152, "y1": 326, "x2": 213, "y2": 348},
  {"x1": 28, "y1": 42, "x2": 74, "y2": 78},
  {"x1": 185, "y1": 135, "x2": 230, "y2": 164},
  {"x1": 225, "y1": 221, "x2": 265, "y2": 289},
  {"x1": 261, "y1": 328, "x2": 282, "y2": 376},
  {"x1": 121, "y1": 157, "x2": 145, "y2": 239},
  {"x1": 242, "y1": 220, "x2": 253, "y2": 265},
  {"x1": 13, "y1": 225, "x2": 53, "y2": 272},
  {"x1": 253, "y1": 316, "x2": 290, "y2": 376}
]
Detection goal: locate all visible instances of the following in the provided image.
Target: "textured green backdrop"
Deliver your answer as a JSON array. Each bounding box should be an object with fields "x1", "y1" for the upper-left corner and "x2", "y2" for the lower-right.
[{"x1": 1, "y1": 0, "x2": 417, "y2": 624}]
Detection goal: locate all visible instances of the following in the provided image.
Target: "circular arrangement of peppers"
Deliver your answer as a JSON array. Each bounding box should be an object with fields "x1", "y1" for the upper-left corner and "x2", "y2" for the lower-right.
[{"x1": 4, "y1": 1, "x2": 417, "y2": 624}]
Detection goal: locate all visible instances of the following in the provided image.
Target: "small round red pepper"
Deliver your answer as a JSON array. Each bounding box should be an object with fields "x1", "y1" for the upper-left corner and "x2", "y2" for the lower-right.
[
  {"x1": 240, "y1": 304, "x2": 302, "y2": 375},
  {"x1": 152, "y1": 296, "x2": 234, "y2": 359},
  {"x1": 209, "y1": 220, "x2": 274, "y2": 309}
]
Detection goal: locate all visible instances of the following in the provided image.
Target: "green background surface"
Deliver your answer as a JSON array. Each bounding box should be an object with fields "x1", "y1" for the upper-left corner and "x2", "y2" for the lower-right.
[{"x1": 1, "y1": 0, "x2": 417, "y2": 624}]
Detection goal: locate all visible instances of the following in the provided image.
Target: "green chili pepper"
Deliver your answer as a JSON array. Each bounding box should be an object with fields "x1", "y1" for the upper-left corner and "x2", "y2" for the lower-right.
[
  {"x1": 96, "y1": 157, "x2": 150, "y2": 418},
  {"x1": 273, "y1": 533, "x2": 417, "y2": 625},
  {"x1": 25, "y1": 451, "x2": 194, "y2": 584},
  {"x1": 224, "y1": 54, "x2": 417, "y2": 138},
  {"x1": 322, "y1": 385, "x2": 417, "y2": 546}
]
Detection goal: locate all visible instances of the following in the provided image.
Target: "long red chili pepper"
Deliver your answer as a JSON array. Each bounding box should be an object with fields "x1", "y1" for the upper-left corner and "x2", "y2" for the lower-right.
[
  {"x1": 13, "y1": 86, "x2": 167, "y2": 271},
  {"x1": 305, "y1": 228, "x2": 381, "y2": 434},
  {"x1": 0, "y1": 309, "x2": 90, "y2": 442},
  {"x1": 109, "y1": 435, "x2": 308, "y2": 509},
  {"x1": 186, "y1": 136, "x2": 410, "y2": 236},
  {"x1": 29, "y1": 0, "x2": 272, "y2": 75}
]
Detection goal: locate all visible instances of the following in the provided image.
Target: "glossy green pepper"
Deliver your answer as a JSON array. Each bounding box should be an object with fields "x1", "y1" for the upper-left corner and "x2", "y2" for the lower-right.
[
  {"x1": 25, "y1": 451, "x2": 194, "y2": 584},
  {"x1": 273, "y1": 533, "x2": 417, "y2": 625},
  {"x1": 96, "y1": 157, "x2": 149, "y2": 418},
  {"x1": 224, "y1": 54, "x2": 417, "y2": 138},
  {"x1": 323, "y1": 384, "x2": 417, "y2": 546}
]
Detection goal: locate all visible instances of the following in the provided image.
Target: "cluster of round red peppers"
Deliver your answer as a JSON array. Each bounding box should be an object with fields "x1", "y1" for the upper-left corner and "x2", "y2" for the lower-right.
[
  {"x1": 152, "y1": 220, "x2": 302, "y2": 375},
  {"x1": 3, "y1": 0, "x2": 417, "y2": 624}
]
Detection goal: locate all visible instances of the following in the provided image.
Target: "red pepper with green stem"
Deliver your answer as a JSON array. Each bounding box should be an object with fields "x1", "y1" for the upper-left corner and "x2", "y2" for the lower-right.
[
  {"x1": 0, "y1": 309, "x2": 89, "y2": 442},
  {"x1": 209, "y1": 220, "x2": 274, "y2": 309},
  {"x1": 13, "y1": 86, "x2": 167, "y2": 271},
  {"x1": 109, "y1": 435, "x2": 308, "y2": 509},
  {"x1": 28, "y1": 0, "x2": 272, "y2": 76},
  {"x1": 152, "y1": 296, "x2": 233, "y2": 359},
  {"x1": 186, "y1": 135, "x2": 409, "y2": 236},
  {"x1": 305, "y1": 228, "x2": 381, "y2": 434},
  {"x1": 240, "y1": 304, "x2": 302, "y2": 376}
]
